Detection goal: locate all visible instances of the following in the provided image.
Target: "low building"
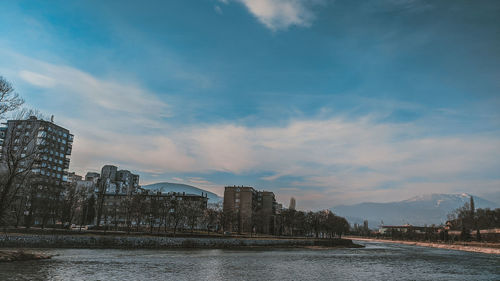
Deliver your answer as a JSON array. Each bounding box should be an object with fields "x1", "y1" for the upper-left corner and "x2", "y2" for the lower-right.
[
  {"x1": 98, "y1": 190, "x2": 208, "y2": 229},
  {"x1": 378, "y1": 224, "x2": 439, "y2": 235},
  {"x1": 93, "y1": 165, "x2": 209, "y2": 229}
]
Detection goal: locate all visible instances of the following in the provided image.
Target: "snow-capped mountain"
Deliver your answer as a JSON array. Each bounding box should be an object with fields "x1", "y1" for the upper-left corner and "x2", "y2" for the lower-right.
[
  {"x1": 331, "y1": 193, "x2": 499, "y2": 228},
  {"x1": 141, "y1": 182, "x2": 222, "y2": 204}
]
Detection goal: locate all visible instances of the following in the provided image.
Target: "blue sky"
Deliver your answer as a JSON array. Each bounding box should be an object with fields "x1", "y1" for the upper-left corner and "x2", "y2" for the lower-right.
[{"x1": 1, "y1": 0, "x2": 499, "y2": 209}]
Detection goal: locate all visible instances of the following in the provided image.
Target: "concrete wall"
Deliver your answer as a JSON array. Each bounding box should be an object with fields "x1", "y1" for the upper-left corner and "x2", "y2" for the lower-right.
[{"x1": 0, "y1": 234, "x2": 356, "y2": 249}]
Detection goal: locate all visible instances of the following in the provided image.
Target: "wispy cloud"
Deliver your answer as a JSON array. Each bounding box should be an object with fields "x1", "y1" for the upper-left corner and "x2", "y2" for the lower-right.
[
  {"x1": 16, "y1": 58, "x2": 169, "y2": 117},
  {"x1": 225, "y1": 0, "x2": 325, "y2": 31},
  {"x1": 19, "y1": 71, "x2": 56, "y2": 88},
  {"x1": 214, "y1": 5, "x2": 223, "y2": 15}
]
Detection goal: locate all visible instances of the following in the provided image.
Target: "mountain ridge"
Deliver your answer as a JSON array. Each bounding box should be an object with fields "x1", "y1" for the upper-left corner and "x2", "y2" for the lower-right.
[{"x1": 331, "y1": 193, "x2": 499, "y2": 228}]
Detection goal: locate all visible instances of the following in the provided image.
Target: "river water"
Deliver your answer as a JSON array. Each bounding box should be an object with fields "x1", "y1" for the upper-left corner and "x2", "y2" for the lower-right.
[{"x1": 1, "y1": 241, "x2": 499, "y2": 280}]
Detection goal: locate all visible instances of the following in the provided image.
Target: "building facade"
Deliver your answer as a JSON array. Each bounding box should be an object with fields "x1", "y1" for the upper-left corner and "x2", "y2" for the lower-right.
[
  {"x1": 0, "y1": 116, "x2": 73, "y2": 226},
  {"x1": 95, "y1": 165, "x2": 140, "y2": 226},
  {"x1": 223, "y1": 186, "x2": 277, "y2": 234}
]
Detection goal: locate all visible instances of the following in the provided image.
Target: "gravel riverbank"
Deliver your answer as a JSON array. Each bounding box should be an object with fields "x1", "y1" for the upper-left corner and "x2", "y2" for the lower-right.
[
  {"x1": 0, "y1": 250, "x2": 52, "y2": 262},
  {"x1": 348, "y1": 237, "x2": 500, "y2": 255}
]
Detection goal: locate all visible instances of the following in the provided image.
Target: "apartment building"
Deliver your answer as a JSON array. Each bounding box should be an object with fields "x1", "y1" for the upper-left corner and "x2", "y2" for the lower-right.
[
  {"x1": 0, "y1": 116, "x2": 73, "y2": 226},
  {"x1": 223, "y1": 186, "x2": 277, "y2": 234}
]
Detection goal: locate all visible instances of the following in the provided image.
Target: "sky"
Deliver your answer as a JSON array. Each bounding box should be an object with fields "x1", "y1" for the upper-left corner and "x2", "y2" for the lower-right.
[{"x1": 1, "y1": 0, "x2": 499, "y2": 209}]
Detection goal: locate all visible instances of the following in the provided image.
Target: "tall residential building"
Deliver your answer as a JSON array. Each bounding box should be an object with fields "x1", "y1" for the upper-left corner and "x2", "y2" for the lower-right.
[
  {"x1": 0, "y1": 116, "x2": 73, "y2": 226},
  {"x1": 0, "y1": 116, "x2": 73, "y2": 182},
  {"x1": 0, "y1": 127, "x2": 6, "y2": 147},
  {"x1": 67, "y1": 172, "x2": 83, "y2": 183},
  {"x1": 223, "y1": 186, "x2": 277, "y2": 234},
  {"x1": 259, "y1": 191, "x2": 277, "y2": 234},
  {"x1": 95, "y1": 164, "x2": 140, "y2": 226},
  {"x1": 85, "y1": 172, "x2": 100, "y2": 184}
]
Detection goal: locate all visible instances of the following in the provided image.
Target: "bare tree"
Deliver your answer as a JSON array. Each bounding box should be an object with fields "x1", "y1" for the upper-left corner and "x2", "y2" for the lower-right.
[
  {"x1": 0, "y1": 76, "x2": 26, "y2": 224},
  {"x1": 158, "y1": 197, "x2": 171, "y2": 233},
  {"x1": 184, "y1": 200, "x2": 204, "y2": 234},
  {"x1": 131, "y1": 193, "x2": 147, "y2": 231},
  {"x1": 220, "y1": 208, "x2": 235, "y2": 233},
  {"x1": 203, "y1": 207, "x2": 221, "y2": 234},
  {"x1": 0, "y1": 76, "x2": 24, "y2": 118},
  {"x1": 148, "y1": 194, "x2": 159, "y2": 233},
  {"x1": 0, "y1": 113, "x2": 41, "y2": 225},
  {"x1": 60, "y1": 184, "x2": 87, "y2": 228},
  {"x1": 169, "y1": 199, "x2": 187, "y2": 237}
]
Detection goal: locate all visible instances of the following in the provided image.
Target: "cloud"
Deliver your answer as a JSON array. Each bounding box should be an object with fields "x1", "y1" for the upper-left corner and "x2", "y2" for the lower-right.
[
  {"x1": 227, "y1": 0, "x2": 325, "y2": 31},
  {"x1": 214, "y1": 5, "x2": 223, "y2": 15},
  {"x1": 16, "y1": 59, "x2": 169, "y2": 118},
  {"x1": 19, "y1": 70, "x2": 56, "y2": 88},
  {"x1": 3, "y1": 53, "x2": 500, "y2": 208},
  {"x1": 70, "y1": 114, "x2": 499, "y2": 205}
]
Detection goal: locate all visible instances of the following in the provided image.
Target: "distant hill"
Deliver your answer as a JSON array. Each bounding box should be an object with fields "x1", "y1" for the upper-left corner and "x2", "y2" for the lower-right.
[
  {"x1": 331, "y1": 193, "x2": 499, "y2": 228},
  {"x1": 142, "y1": 182, "x2": 222, "y2": 204}
]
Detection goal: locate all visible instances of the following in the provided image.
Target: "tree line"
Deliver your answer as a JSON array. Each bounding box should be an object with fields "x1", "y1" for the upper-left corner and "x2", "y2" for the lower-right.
[
  {"x1": 274, "y1": 209, "x2": 350, "y2": 238},
  {"x1": 446, "y1": 197, "x2": 500, "y2": 241}
]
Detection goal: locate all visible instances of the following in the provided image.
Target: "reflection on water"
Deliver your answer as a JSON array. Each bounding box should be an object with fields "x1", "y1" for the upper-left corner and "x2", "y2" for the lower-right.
[{"x1": 1, "y1": 242, "x2": 499, "y2": 281}]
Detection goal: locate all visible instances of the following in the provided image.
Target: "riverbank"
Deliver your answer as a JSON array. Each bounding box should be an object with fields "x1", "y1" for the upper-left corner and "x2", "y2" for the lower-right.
[
  {"x1": 0, "y1": 250, "x2": 52, "y2": 262},
  {"x1": 348, "y1": 237, "x2": 500, "y2": 255},
  {"x1": 0, "y1": 233, "x2": 361, "y2": 249}
]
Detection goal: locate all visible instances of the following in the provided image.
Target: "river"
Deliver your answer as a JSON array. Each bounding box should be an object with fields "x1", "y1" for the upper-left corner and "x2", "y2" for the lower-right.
[{"x1": 0, "y1": 241, "x2": 498, "y2": 280}]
